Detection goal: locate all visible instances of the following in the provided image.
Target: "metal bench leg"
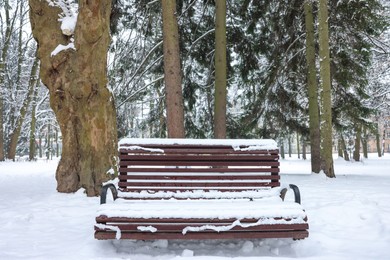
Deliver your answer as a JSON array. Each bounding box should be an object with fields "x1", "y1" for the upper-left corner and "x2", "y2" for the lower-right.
[
  {"x1": 100, "y1": 183, "x2": 118, "y2": 204},
  {"x1": 280, "y1": 184, "x2": 301, "y2": 204}
]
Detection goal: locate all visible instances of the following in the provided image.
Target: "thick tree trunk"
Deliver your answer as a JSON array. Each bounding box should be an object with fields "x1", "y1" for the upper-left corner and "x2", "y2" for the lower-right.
[
  {"x1": 161, "y1": 0, "x2": 185, "y2": 138},
  {"x1": 318, "y1": 0, "x2": 335, "y2": 177},
  {"x1": 214, "y1": 0, "x2": 227, "y2": 139},
  {"x1": 304, "y1": 1, "x2": 322, "y2": 173},
  {"x1": 29, "y1": 0, "x2": 117, "y2": 196}
]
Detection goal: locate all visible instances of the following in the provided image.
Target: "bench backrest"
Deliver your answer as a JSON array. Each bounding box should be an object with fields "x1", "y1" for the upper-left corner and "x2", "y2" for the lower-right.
[{"x1": 118, "y1": 139, "x2": 280, "y2": 199}]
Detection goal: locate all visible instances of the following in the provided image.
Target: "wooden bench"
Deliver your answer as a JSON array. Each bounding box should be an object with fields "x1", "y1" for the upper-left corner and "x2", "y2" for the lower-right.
[{"x1": 95, "y1": 138, "x2": 309, "y2": 240}]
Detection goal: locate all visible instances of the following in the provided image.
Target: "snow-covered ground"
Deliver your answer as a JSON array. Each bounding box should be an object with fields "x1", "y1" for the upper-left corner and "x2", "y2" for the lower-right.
[{"x1": 1, "y1": 153, "x2": 389, "y2": 260}]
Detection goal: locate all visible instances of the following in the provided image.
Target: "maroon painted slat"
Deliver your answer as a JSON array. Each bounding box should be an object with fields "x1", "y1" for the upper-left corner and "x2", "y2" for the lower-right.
[
  {"x1": 96, "y1": 216, "x2": 301, "y2": 223},
  {"x1": 119, "y1": 167, "x2": 280, "y2": 173},
  {"x1": 95, "y1": 230, "x2": 309, "y2": 240},
  {"x1": 118, "y1": 175, "x2": 280, "y2": 180},
  {"x1": 118, "y1": 183, "x2": 280, "y2": 191},
  {"x1": 95, "y1": 223, "x2": 309, "y2": 232},
  {"x1": 119, "y1": 161, "x2": 280, "y2": 167},
  {"x1": 118, "y1": 181, "x2": 277, "y2": 187},
  {"x1": 120, "y1": 154, "x2": 279, "y2": 161}
]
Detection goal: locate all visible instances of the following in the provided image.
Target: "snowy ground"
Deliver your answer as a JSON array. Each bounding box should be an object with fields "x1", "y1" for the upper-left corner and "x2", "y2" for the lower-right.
[{"x1": 1, "y1": 153, "x2": 390, "y2": 260}]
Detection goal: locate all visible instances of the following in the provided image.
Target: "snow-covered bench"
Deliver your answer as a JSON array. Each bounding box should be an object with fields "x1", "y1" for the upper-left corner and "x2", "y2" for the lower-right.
[{"x1": 94, "y1": 138, "x2": 309, "y2": 240}]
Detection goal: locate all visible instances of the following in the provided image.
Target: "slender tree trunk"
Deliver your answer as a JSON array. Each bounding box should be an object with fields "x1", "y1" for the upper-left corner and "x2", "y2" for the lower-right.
[
  {"x1": 7, "y1": 1, "x2": 25, "y2": 134},
  {"x1": 214, "y1": 0, "x2": 227, "y2": 139},
  {"x1": 318, "y1": 0, "x2": 335, "y2": 177},
  {"x1": 340, "y1": 134, "x2": 349, "y2": 161},
  {"x1": 280, "y1": 141, "x2": 285, "y2": 159},
  {"x1": 338, "y1": 138, "x2": 343, "y2": 158},
  {"x1": 362, "y1": 125, "x2": 368, "y2": 158},
  {"x1": 353, "y1": 124, "x2": 361, "y2": 161},
  {"x1": 304, "y1": 0, "x2": 322, "y2": 173},
  {"x1": 297, "y1": 134, "x2": 300, "y2": 159},
  {"x1": 29, "y1": 0, "x2": 118, "y2": 196},
  {"x1": 288, "y1": 134, "x2": 292, "y2": 157},
  {"x1": 302, "y1": 137, "x2": 307, "y2": 160},
  {"x1": 39, "y1": 135, "x2": 42, "y2": 158},
  {"x1": 161, "y1": 0, "x2": 185, "y2": 138},
  {"x1": 376, "y1": 124, "x2": 382, "y2": 157},
  {"x1": 29, "y1": 80, "x2": 39, "y2": 161},
  {"x1": 0, "y1": 0, "x2": 13, "y2": 161},
  {"x1": 7, "y1": 50, "x2": 40, "y2": 160}
]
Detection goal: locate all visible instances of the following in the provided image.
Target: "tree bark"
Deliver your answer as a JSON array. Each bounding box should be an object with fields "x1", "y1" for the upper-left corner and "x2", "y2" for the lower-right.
[
  {"x1": 318, "y1": 0, "x2": 335, "y2": 177},
  {"x1": 353, "y1": 124, "x2": 361, "y2": 161},
  {"x1": 362, "y1": 125, "x2": 368, "y2": 159},
  {"x1": 214, "y1": 0, "x2": 227, "y2": 139},
  {"x1": 7, "y1": 50, "x2": 40, "y2": 160},
  {"x1": 0, "y1": 0, "x2": 14, "y2": 161},
  {"x1": 338, "y1": 138, "x2": 343, "y2": 158},
  {"x1": 376, "y1": 124, "x2": 382, "y2": 157},
  {"x1": 161, "y1": 0, "x2": 185, "y2": 138},
  {"x1": 29, "y1": 0, "x2": 117, "y2": 196},
  {"x1": 304, "y1": 0, "x2": 322, "y2": 173},
  {"x1": 302, "y1": 137, "x2": 307, "y2": 160},
  {"x1": 29, "y1": 79, "x2": 40, "y2": 161},
  {"x1": 340, "y1": 133, "x2": 350, "y2": 161}
]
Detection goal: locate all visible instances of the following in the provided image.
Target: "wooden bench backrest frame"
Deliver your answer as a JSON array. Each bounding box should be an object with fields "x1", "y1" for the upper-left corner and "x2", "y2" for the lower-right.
[{"x1": 117, "y1": 143, "x2": 280, "y2": 197}]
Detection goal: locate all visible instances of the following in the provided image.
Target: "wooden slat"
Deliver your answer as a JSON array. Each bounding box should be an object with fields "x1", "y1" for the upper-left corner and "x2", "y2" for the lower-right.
[
  {"x1": 96, "y1": 216, "x2": 298, "y2": 223},
  {"x1": 118, "y1": 183, "x2": 280, "y2": 191},
  {"x1": 118, "y1": 181, "x2": 277, "y2": 188},
  {"x1": 95, "y1": 223, "x2": 309, "y2": 232},
  {"x1": 120, "y1": 154, "x2": 279, "y2": 161},
  {"x1": 119, "y1": 167, "x2": 280, "y2": 173},
  {"x1": 95, "y1": 230, "x2": 309, "y2": 240},
  {"x1": 120, "y1": 145, "x2": 279, "y2": 152},
  {"x1": 119, "y1": 161, "x2": 280, "y2": 167},
  {"x1": 118, "y1": 175, "x2": 280, "y2": 181}
]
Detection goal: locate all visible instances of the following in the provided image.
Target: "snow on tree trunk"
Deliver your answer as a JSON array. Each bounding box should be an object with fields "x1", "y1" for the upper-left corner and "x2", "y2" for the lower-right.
[{"x1": 29, "y1": 0, "x2": 117, "y2": 196}]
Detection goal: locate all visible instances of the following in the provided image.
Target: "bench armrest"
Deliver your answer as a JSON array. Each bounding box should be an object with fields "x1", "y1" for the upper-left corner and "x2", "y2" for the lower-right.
[
  {"x1": 100, "y1": 183, "x2": 118, "y2": 204},
  {"x1": 280, "y1": 184, "x2": 301, "y2": 204}
]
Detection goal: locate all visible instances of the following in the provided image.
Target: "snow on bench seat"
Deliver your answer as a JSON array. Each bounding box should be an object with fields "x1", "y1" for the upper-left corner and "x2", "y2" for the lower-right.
[{"x1": 97, "y1": 197, "x2": 307, "y2": 221}]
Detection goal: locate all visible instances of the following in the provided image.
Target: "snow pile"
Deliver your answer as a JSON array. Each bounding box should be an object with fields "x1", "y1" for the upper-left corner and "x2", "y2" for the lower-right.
[
  {"x1": 1, "y1": 154, "x2": 390, "y2": 259},
  {"x1": 47, "y1": 0, "x2": 78, "y2": 56}
]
